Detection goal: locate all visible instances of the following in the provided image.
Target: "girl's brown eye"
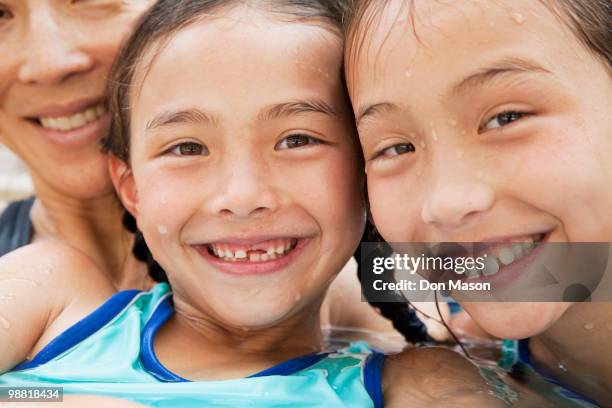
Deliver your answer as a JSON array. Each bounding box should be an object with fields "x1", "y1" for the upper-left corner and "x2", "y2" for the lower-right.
[
  {"x1": 482, "y1": 111, "x2": 529, "y2": 131},
  {"x1": 378, "y1": 142, "x2": 416, "y2": 158},
  {"x1": 275, "y1": 134, "x2": 320, "y2": 150},
  {"x1": 169, "y1": 142, "x2": 209, "y2": 156}
]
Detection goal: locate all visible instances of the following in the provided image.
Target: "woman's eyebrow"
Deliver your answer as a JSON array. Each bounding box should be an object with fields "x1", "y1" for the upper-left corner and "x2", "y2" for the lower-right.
[
  {"x1": 450, "y1": 57, "x2": 553, "y2": 96},
  {"x1": 257, "y1": 99, "x2": 338, "y2": 121},
  {"x1": 146, "y1": 108, "x2": 218, "y2": 131}
]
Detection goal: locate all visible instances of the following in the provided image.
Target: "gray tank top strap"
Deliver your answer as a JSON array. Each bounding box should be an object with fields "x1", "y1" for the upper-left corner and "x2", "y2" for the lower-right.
[{"x1": 0, "y1": 197, "x2": 34, "y2": 257}]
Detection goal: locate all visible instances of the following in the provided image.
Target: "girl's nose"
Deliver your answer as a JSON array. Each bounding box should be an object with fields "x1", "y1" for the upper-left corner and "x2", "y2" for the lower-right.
[
  {"x1": 17, "y1": 10, "x2": 94, "y2": 86},
  {"x1": 206, "y1": 157, "x2": 281, "y2": 220},
  {"x1": 420, "y1": 164, "x2": 495, "y2": 229}
]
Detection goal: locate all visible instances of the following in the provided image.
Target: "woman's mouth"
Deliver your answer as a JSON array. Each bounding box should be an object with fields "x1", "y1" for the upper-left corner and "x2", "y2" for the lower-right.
[
  {"x1": 35, "y1": 103, "x2": 107, "y2": 132},
  {"x1": 25, "y1": 100, "x2": 110, "y2": 148},
  {"x1": 196, "y1": 238, "x2": 307, "y2": 276}
]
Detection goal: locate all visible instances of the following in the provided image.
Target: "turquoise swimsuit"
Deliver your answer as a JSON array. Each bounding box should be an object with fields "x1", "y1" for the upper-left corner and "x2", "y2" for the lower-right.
[
  {"x1": 499, "y1": 339, "x2": 600, "y2": 407},
  {"x1": 0, "y1": 283, "x2": 384, "y2": 407}
]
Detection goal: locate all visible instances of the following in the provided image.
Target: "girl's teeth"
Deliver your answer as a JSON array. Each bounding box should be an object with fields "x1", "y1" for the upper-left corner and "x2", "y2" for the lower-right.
[
  {"x1": 209, "y1": 238, "x2": 297, "y2": 262},
  {"x1": 512, "y1": 243, "x2": 523, "y2": 257},
  {"x1": 249, "y1": 253, "x2": 260, "y2": 261},
  {"x1": 483, "y1": 256, "x2": 500, "y2": 276},
  {"x1": 267, "y1": 248, "x2": 276, "y2": 256},
  {"x1": 498, "y1": 247, "x2": 515, "y2": 265},
  {"x1": 235, "y1": 250, "x2": 247, "y2": 260},
  {"x1": 275, "y1": 246, "x2": 284, "y2": 255},
  {"x1": 38, "y1": 103, "x2": 107, "y2": 131},
  {"x1": 261, "y1": 254, "x2": 270, "y2": 261}
]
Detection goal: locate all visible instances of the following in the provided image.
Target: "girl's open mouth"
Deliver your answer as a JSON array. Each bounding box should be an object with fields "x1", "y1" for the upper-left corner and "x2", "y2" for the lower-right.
[
  {"x1": 195, "y1": 238, "x2": 307, "y2": 276},
  {"x1": 207, "y1": 238, "x2": 298, "y2": 262},
  {"x1": 465, "y1": 232, "x2": 549, "y2": 280}
]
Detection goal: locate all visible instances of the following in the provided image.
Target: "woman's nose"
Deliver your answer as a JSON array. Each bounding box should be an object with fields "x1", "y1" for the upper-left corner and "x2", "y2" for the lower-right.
[{"x1": 17, "y1": 10, "x2": 94, "y2": 86}]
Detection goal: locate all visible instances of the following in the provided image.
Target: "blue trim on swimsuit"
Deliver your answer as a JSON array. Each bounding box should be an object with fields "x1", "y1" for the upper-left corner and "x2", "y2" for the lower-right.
[
  {"x1": 518, "y1": 339, "x2": 600, "y2": 406},
  {"x1": 12, "y1": 290, "x2": 141, "y2": 371},
  {"x1": 139, "y1": 294, "x2": 335, "y2": 382},
  {"x1": 363, "y1": 350, "x2": 385, "y2": 408}
]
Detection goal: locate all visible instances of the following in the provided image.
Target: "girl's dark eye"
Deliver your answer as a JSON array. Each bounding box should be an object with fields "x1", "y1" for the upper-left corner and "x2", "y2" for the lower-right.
[
  {"x1": 275, "y1": 134, "x2": 320, "y2": 150},
  {"x1": 482, "y1": 111, "x2": 528, "y2": 131},
  {"x1": 378, "y1": 142, "x2": 416, "y2": 158},
  {"x1": 0, "y1": 6, "x2": 13, "y2": 21},
  {"x1": 169, "y1": 142, "x2": 208, "y2": 156}
]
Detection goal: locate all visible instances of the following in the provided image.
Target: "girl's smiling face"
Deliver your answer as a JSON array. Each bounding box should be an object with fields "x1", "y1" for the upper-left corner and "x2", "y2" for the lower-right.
[
  {"x1": 114, "y1": 7, "x2": 364, "y2": 329},
  {"x1": 348, "y1": 0, "x2": 612, "y2": 338}
]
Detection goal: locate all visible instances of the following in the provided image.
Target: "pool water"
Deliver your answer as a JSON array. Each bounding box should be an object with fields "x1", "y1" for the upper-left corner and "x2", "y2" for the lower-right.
[{"x1": 323, "y1": 326, "x2": 601, "y2": 407}]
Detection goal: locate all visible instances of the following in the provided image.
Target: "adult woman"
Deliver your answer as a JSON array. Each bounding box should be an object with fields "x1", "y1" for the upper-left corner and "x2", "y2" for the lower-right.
[{"x1": 0, "y1": 0, "x2": 154, "y2": 289}]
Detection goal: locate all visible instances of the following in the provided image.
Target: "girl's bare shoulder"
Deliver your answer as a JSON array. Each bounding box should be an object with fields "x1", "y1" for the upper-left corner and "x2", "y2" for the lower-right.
[{"x1": 382, "y1": 346, "x2": 506, "y2": 407}]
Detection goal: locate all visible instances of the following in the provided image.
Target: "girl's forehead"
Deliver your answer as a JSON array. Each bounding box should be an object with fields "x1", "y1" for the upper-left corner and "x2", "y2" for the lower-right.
[
  {"x1": 349, "y1": 0, "x2": 582, "y2": 99},
  {"x1": 130, "y1": 14, "x2": 344, "y2": 128}
]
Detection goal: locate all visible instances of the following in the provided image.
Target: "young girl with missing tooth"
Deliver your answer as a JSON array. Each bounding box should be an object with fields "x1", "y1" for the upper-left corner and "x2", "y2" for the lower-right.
[
  {"x1": 0, "y1": 0, "x2": 506, "y2": 406},
  {"x1": 344, "y1": 0, "x2": 612, "y2": 406}
]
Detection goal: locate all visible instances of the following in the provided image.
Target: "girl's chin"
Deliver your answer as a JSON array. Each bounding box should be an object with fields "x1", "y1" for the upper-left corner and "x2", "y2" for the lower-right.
[{"x1": 463, "y1": 303, "x2": 570, "y2": 339}]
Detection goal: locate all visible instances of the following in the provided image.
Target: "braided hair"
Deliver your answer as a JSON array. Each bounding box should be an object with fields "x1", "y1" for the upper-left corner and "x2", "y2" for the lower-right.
[
  {"x1": 355, "y1": 221, "x2": 432, "y2": 344},
  {"x1": 122, "y1": 211, "x2": 168, "y2": 283}
]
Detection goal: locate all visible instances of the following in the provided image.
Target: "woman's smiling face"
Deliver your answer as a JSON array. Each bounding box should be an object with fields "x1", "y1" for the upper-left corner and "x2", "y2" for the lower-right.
[
  {"x1": 348, "y1": 0, "x2": 612, "y2": 338},
  {"x1": 115, "y1": 7, "x2": 365, "y2": 329},
  {"x1": 0, "y1": 0, "x2": 150, "y2": 198}
]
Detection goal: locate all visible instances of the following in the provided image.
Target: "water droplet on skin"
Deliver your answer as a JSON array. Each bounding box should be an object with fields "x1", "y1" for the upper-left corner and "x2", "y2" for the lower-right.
[
  {"x1": 511, "y1": 12, "x2": 526, "y2": 25},
  {"x1": 558, "y1": 363, "x2": 567, "y2": 372},
  {"x1": 0, "y1": 316, "x2": 10, "y2": 330},
  {"x1": 456, "y1": 150, "x2": 465, "y2": 159},
  {"x1": 294, "y1": 293, "x2": 302, "y2": 302},
  {"x1": 461, "y1": 129, "x2": 467, "y2": 136},
  {"x1": 419, "y1": 140, "x2": 426, "y2": 149},
  {"x1": 431, "y1": 129, "x2": 438, "y2": 141},
  {"x1": 160, "y1": 196, "x2": 168, "y2": 205},
  {"x1": 249, "y1": 288, "x2": 260, "y2": 296},
  {"x1": 157, "y1": 225, "x2": 169, "y2": 235},
  {"x1": 447, "y1": 119, "x2": 458, "y2": 127},
  {"x1": 584, "y1": 322, "x2": 594, "y2": 330},
  {"x1": 404, "y1": 70, "x2": 412, "y2": 78}
]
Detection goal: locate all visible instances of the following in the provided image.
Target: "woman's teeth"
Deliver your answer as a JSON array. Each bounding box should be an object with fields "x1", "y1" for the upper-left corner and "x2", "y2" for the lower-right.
[
  {"x1": 38, "y1": 104, "x2": 107, "y2": 131},
  {"x1": 208, "y1": 239, "x2": 297, "y2": 262},
  {"x1": 465, "y1": 236, "x2": 542, "y2": 279}
]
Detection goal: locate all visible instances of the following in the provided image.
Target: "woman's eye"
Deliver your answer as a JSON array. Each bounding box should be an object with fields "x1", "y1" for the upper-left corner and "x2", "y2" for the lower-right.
[
  {"x1": 275, "y1": 134, "x2": 320, "y2": 150},
  {"x1": 169, "y1": 142, "x2": 208, "y2": 156},
  {"x1": 482, "y1": 111, "x2": 528, "y2": 131},
  {"x1": 377, "y1": 142, "x2": 416, "y2": 158}
]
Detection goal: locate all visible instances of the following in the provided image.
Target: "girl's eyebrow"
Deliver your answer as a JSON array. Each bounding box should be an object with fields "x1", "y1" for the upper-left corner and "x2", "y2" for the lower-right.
[
  {"x1": 146, "y1": 108, "x2": 218, "y2": 131},
  {"x1": 257, "y1": 99, "x2": 338, "y2": 121},
  {"x1": 450, "y1": 57, "x2": 553, "y2": 96}
]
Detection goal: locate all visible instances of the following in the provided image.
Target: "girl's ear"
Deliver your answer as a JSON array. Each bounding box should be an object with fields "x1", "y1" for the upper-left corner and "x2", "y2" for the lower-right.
[{"x1": 108, "y1": 154, "x2": 139, "y2": 217}]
